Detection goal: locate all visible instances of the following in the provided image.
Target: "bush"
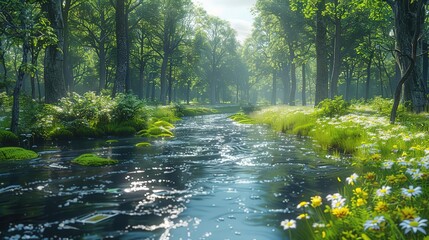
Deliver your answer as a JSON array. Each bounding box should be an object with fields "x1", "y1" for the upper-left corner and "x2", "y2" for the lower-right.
[
  {"x1": 0, "y1": 147, "x2": 38, "y2": 161},
  {"x1": 48, "y1": 128, "x2": 74, "y2": 141},
  {"x1": 316, "y1": 96, "x2": 349, "y2": 117},
  {"x1": 112, "y1": 94, "x2": 145, "y2": 122},
  {"x1": 112, "y1": 126, "x2": 136, "y2": 136},
  {"x1": 0, "y1": 130, "x2": 19, "y2": 147},
  {"x1": 71, "y1": 153, "x2": 118, "y2": 166}
]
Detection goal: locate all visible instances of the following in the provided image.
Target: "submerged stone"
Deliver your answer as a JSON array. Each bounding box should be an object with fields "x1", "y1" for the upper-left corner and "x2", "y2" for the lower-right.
[{"x1": 135, "y1": 142, "x2": 152, "y2": 147}]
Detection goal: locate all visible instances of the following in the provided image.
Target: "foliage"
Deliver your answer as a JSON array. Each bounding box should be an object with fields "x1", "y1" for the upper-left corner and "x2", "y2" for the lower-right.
[
  {"x1": 316, "y1": 96, "x2": 350, "y2": 117},
  {"x1": 0, "y1": 130, "x2": 19, "y2": 147},
  {"x1": 47, "y1": 127, "x2": 74, "y2": 141},
  {"x1": 229, "y1": 112, "x2": 255, "y2": 124},
  {"x1": 174, "y1": 104, "x2": 218, "y2": 117},
  {"x1": 0, "y1": 147, "x2": 38, "y2": 161},
  {"x1": 111, "y1": 126, "x2": 136, "y2": 137},
  {"x1": 111, "y1": 94, "x2": 145, "y2": 123},
  {"x1": 71, "y1": 153, "x2": 118, "y2": 166}
]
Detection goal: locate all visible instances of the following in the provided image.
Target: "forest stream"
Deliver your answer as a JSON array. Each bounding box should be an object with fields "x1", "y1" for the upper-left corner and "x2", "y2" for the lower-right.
[{"x1": 0, "y1": 114, "x2": 352, "y2": 239}]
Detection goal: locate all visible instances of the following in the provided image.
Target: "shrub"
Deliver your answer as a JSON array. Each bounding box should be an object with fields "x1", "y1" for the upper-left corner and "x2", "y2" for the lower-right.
[
  {"x1": 71, "y1": 153, "x2": 118, "y2": 166},
  {"x1": 316, "y1": 96, "x2": 349, "y2": 117},
  {"x1": 0, "y1": 147, "x2": 38, "y2": 161},
  {"x1": 112, "y1": 126, "x2": 136, "y2": 136},
  {"x1": 112, "y1": 94, "x2": 145, "y2": 122},
  {"x1": 48, "y1": 128, "x2": 74, "y2": 141},
  {"x1": 0, "y1": 130, "x2": 19, "y2": 147},
  {"x1": 369, "y1": 96, "x2": 394, "y2": 115}
]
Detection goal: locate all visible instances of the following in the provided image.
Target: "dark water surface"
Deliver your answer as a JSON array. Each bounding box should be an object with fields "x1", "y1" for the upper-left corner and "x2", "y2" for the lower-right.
[{"x1": 0, "y1": 114, "x2": 350, "y2": 239}]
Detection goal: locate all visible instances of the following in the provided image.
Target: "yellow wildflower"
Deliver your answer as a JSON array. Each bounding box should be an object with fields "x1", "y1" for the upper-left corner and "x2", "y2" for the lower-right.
[
  {"x1": 355, "y1": 198, "x2": 366, "y2": 207},
  {"x1": 297, "y1": 213, "x2": 310, "y2": 220},
  {"x1": 332, "y1": 207, "x2": 350, "y2": 219},
  {"x1": 364, "y1": 172, "x2": 376, "y2": 181},
  {"x1": 311, "y1": 196, "x2": 323, "y2": 208},
  {"x1": 353, "y1": 187, "x2": 368, "y2": 199},
  {"x1": 399, "y1": 206, "x2": 417, "y2": 220},
  {"x1": 374, "y1": 201, "x2": 388, "y2": 213}
]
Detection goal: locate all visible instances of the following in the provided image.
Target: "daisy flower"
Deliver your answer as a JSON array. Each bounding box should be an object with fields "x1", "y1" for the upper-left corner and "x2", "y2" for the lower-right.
[
  {"x1": 281, "y1": 219, "x2": 297, "y2": 230},
  {"x1": 310, "y1": 196, "x2": 322, "y2": 208},
  {"x1": 297, "y1": 201, "x2": 309, "y2": 209},
  {"x1": 376, "y1": 186, "x2": 392, "y2": 197},
  {"x1": 364, "y1": 216, "x2": 385, "y2": 231},
  {"x1": 399, "y1": 217, "x2": 427, "y2": 234},
  {"x1": 401, "y1": 186, "x2": 423, "y2": 198},
  {"x1": 346, "y1": 173, "x2": 359, "y2": 185}
]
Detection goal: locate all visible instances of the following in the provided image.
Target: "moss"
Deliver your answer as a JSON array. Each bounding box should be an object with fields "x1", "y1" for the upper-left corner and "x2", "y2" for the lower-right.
[
  {"x1": 73, "y1": 126, "x2": 103, "y2": 138},
  {"x1": 0, "y1": 147, "x2": 38, "y2": 161},
  {"x1": 105, "y1": 139, "x2": 119, "y2": 144},
  {"x1": 0, "y1": 130, "x2": 19, "y2": 147},
  {"x1": 135, "y1": 142, "x2": 151, "y2": 147},
  {"x1": 48, "y1": 128, "x2": 74, "y2": 140},
  {"x1": 71, "y1": 153, "x2": 118, "y2": 166},
  {"x1": 229, "y1": 113, "x2": 255, "y2": 124},
  {"x1": 146, "y1": 126, "x2": 174, "y2": 138},
  {"x1": 152, "y1": 120, "x2": 174, "y2": 129}
]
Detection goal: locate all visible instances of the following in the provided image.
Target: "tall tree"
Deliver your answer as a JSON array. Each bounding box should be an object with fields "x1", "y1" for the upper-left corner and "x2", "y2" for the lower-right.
[
  {"x1": 42, "y1": 0, "x2": 67, "y2": 103},
  {"x1": 388, "y1": 0, "x2": 427, "y2": 123},
  {"x1": 113, "y1": 0, "x2": 127, "y2": 96}
]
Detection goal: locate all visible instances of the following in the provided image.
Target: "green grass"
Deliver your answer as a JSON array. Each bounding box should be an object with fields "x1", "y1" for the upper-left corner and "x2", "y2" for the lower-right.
[
  {"x1": 243, "y1": 104, "x2": 429, "y2": 240},
  {"x1": 0, "y1": 147, "x2": 38, "y2": 161},
  {"x1": 71, "y1": 153, "x2": 118, "y2": 166}
]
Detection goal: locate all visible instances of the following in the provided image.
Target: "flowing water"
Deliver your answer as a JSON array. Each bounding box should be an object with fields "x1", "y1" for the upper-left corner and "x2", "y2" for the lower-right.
[{"x1": 0, "y1": 114, "x2": 351, "y2": 239}]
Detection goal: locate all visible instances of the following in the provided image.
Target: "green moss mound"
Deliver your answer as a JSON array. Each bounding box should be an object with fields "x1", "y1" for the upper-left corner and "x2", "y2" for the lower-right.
[
  {"x1": 105, "y1": 139, "x2": 119, "y2": 144},
  {"x1": 0, "y1": 130, "x2": 19, "y2": 147},
  {"x1": 71, "y1": 153, "x2": 118, "y2": 166},
  {"x1": 0, "y1": 147, "x2": 38, "y2": 161},
  {"x1": 152, "y1": 120, "x2": 175, "y2": 129},
  {"x1": 135, "y1": 142, "x2": 151, "y2": 147}
]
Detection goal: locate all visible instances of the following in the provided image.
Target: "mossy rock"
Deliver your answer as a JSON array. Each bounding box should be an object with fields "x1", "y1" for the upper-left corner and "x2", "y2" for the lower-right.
[
  {"x1": 71, "y1": 154, "x2": 118, "y2": 166},
  {"x1": 135, "y1": 142, "x2": 151, "y2": 147},
  {"x1": 0, "y1": 147, "x2": 38, "y2": 161},
  {"x1": 152, "y1": 120, "x2": 175, "y2": 129},
  {"x1": 105, "y1": 139, "x2": 119, "y2": 144},
  {"x1": 48, "y1": 128, "x2": 74, "y2": 140},
  {"x1": 146, "y1": 126, "x2": 174, "y2": 138},
  {"x1": 0, "y1": 130, "x2": 19, "y2": 147},
  {"x1": 230, "y1": 113, "x2": 254, "y2": 124}
]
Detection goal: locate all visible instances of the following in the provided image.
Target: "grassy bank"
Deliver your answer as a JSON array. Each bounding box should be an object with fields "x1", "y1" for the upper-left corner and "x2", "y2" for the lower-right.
[{"x1": 247, "y1": 98, "x2": 429, "y2": 239}]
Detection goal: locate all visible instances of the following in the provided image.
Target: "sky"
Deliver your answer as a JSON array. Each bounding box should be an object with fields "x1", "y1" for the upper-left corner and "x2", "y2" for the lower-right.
[{"x1": 192, "y1": 0, "x2": 257, "y2": 43}]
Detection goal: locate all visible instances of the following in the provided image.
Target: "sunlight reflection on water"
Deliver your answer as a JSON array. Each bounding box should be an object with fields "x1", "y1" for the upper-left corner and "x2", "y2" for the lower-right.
[{"x1": 0, "y1": 114, "x2": 350, "y2": 239}]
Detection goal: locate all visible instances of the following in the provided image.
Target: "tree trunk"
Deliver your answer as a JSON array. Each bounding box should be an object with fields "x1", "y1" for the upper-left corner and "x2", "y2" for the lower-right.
[
  {"x1": 271, "y1": 69, "x2": 277, "y2": 105},
  {"x1": 137, "y1": 62, "x2": 145, "y2": 99},
  {"x1": 63, "y1": 0, "x2": 73, "y2": 92},
  {"x1": 0, "y1": 40, "x2": 7, "y2": 93},
  {"x1": 289, "y1": 48, "x2": 296, "y2": 106},
  {"x1": 315, "y1": 0, "x2": 329, "y2": 105},
  {"x1": 330, "y1": 15, "x2": 341, "y2": 98},
  {"x1": 302, "y1": 64, "x2": 306, "y2": 106},
  {"x1": 98, "y1": 8, "x2": 107, "y2": 93},
  {"x1": 281, "y1": 64, "x2": 290, "y2": 104},
  {"x1": 43, "y1": 0, "x2": 66, "y2": 104},
  {"x1": 168, "y1": 60, "x2": 173, "y2": 104},
  {"x1": 11, "y1": 2, "x2": 30, "y2": 134},
  {"x1": 159, "y1": 53, "x2": 169, "y2": 104},
  {"x1": 30, "y1": 50, "x2": 38, "y2": 99},
  {"x1": 389, "y1": 0, "x2": 427, "y2": 114},
  {"x1": 365, "y1": 53, "x2": 373, "y2": 101},
  {"x1": 113, "y1": 0, "x2": 127, "y2": 97}
]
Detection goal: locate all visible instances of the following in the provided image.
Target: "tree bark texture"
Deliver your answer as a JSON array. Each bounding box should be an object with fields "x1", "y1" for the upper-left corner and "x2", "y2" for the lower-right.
[
  {"x1": 314, "y1": 0, "x2": 329, "y2": 105},
  {"x1": 63, "y1": 0, "x2": 73, "y2": 92},
  {"x1": 113, "y1": 0, "x2": 127, "y2": 97},
  {"x1": 330, "y1": 16, "x2": 342, "y2": 98},
  {"x1": 389, "y1": 0, "x2": 427, "y2": 113},
  {"x1": 302, "y1": 64, "x2": 306, "y2": 106},
  {"x1": 271, "y1": 69, "x2": 277, "y2": 105},
  {"x1": 289, "y1": 47, "x2": 296, "y2": 106},
  {"x1": 43, "y1": 0, "x2": 66, "y2": 103}
]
